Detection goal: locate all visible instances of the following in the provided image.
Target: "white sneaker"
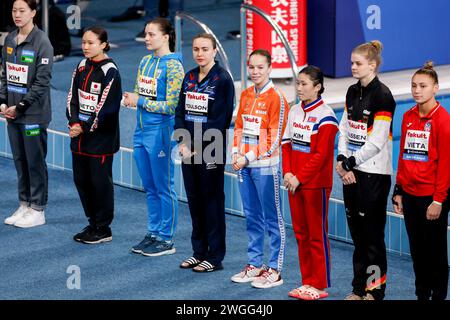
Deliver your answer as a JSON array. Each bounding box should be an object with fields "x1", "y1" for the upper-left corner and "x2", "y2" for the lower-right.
[
  {"x1": 4, "y1": 205, "x2": 29, "y2": 225},
  {"x1": 14, "y1": 208, "x2": 46, "y2": 228},
  {"x1": 251, "y1": 268, "x2": 284, "y2": 289},
  {"x1": 231, "y1": 264, "x2": 265, "y2": 283}
]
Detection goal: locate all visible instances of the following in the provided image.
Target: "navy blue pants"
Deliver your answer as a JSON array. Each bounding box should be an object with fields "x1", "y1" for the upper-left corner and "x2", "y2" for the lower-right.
[{"x1": 182, "y1": 162, "x2": 226, "y2": 266}]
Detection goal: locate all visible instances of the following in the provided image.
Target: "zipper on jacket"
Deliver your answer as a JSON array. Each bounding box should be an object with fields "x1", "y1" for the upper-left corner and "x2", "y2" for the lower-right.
[{"x1": 82, "y1": 65, "x2": 94, "y2": 91}]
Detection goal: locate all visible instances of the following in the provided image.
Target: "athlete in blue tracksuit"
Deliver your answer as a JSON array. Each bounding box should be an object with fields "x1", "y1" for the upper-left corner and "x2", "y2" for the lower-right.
[{"x1": 124, "y1": 18, "x2": 184, "y2": 256}]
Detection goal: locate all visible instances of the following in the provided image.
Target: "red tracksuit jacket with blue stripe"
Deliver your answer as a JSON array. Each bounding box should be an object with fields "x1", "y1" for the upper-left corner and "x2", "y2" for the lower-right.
[{"x1": 282, "y1": 98, "x2": 339, "y2": 188}]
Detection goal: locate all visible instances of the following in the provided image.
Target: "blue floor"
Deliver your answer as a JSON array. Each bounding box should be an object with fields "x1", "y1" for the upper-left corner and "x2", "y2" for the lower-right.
[{"x1": 0, "y1": 156, "x2": 425, "y2": 300}]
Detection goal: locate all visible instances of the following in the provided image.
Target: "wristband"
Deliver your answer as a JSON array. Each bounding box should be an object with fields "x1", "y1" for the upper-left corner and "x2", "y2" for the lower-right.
[
  {"x1": 432, "y1": 201, "x2": 442, "y2": 206},
  {"x1": 392, "y1": 184, "x2": 404, "y2": 197},
  {"x1": 16, "y1": 100, "x2": 30, "y2": 113},
  {"x1": 341, "y1": 156, "x2": 356, "y2": 172},
  {"x1": 336, "y1": 154, "x2": 347, "y2": 162}
]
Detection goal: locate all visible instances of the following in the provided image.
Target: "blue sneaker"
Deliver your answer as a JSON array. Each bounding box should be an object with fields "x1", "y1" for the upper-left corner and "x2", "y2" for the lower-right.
[
  {"x1": 131, "y1": 234, "x2": 156, "y2": 254},
  {"x1": 141, "y1": 239, "x2": 176, "y2": 257}
]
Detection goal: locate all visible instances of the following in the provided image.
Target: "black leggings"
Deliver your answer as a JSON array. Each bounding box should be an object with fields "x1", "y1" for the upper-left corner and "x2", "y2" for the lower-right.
[{"x1": 402, "y1": 192, "x2": 449, "y2": 300}]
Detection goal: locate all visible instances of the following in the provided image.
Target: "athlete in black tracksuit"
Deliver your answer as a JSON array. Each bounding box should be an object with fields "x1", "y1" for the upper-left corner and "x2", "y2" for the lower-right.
[
  {"x1": 175, "y1": 61, "x2": 234, "y2": 270},
  {"x1": 337, "y1": 76, "x2": 396, "y2": 300},
  {"x1": 67, "y1": 57, "x2": 122, "y2": 243}
]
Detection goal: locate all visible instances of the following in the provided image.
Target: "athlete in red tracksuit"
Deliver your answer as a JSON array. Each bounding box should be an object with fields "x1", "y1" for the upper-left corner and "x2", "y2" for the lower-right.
[
  {"x1": 282, "y1": 66, "x2": 338, "y2": 300},
  {"x1": 393, "y1": 62, "x2": 450, "y2": 300}
]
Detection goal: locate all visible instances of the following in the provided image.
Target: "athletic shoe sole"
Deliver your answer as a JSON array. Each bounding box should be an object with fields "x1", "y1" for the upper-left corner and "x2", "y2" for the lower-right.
[
  {"x1": 231, "y1": 276, "x2": 259, "y2": 283},
  {"x1": 4, "y1": 219, "x2": 17, "y2": 226},
  {"x1": 14, "y1": 220, "x2": 46, "y2": 228},
  {"x1": 131, "y1": 248, "x2": 143, "y2": 254},
  {"x1": 141, "y1": 248, "x2": 176, "y2": 257},
  {"x1": 81, "y1": 236, "x2": 113, "y2": 244},
  {"x1": 251, "y1": 279, "x2": 284, "y2": 289}
]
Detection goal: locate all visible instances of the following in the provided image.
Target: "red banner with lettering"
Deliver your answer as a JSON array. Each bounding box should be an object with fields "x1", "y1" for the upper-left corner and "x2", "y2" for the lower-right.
[{"x1": 245, "y1": 0, "x2": 307, "y2": 78}]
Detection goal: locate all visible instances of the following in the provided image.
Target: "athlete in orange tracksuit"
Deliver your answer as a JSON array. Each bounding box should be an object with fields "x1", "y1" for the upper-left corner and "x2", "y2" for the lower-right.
[
  {"x1": 282, "y1": 66, "x2": 338, "y2": 300},
  {"x1": 231, "y1": 49, "x2": 288, "y2": 289}
]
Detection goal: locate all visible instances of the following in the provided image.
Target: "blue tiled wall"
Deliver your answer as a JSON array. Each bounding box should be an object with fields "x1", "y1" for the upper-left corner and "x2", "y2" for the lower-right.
[{"x1": 1, "y1": 118, "x2": 449, "y2": 262}]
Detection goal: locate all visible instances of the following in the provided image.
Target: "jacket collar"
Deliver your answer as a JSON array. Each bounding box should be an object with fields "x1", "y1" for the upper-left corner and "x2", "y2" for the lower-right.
[
  {"x1": 11, "y1": 25, "x2": 39, "y2": 46},
  {"x1": 301, "y1": 97, "x2": 324, "y2": 112},
  {"x1": 254, "y1": 80, "x2": 274, "y2": 96},
  {"x1": 412, "y1": 102, "x2": 441, "y2": 119}
]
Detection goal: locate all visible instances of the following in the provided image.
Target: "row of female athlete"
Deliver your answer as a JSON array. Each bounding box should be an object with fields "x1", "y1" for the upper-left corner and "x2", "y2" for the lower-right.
[{"x1": 1, "y1": 0, "x2": 448, "y2": 300}]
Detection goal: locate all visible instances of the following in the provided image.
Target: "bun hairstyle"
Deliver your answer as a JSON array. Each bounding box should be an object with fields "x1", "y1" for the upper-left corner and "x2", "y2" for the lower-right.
[
  {"x1": 414, "y1": 61, "x2": 439, "y2": 84},
  {"x1": 299, "y1": 65, "x2": 325, "y2": 96},
  {"x1": 147, "y1": 17, "x2": 176, "y2": 52},
  {"x1": 248, "y1": 49, "x2": 272, "y2": 66},
  {"x1": 85, "y1": 26, "x2": 111, "y2": 52},
  {"x1": 353, "y1": 40, "x2": 383, "y2": 72}
]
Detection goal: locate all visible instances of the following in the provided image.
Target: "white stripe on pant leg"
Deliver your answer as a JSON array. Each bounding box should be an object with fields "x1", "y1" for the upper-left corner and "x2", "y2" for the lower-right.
[{"x1": 271, "y1": 165, "x2": 286, "y2": 272}]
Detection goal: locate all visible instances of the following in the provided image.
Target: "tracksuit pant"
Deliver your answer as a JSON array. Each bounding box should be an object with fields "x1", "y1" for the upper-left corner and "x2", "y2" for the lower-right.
[
  {"x1": 343, "y1": 169, "x2": 390, "y2": 300},
  {"x1": 402, "y1": 192, "x2": 449, "y2": 300},
  {"x1": 182, "y1": 161, "x2": 226, "y2": 266},
  {"x1": 289, "y1": 188, "x2": 332, "y2": 289},
  {"x1": 238, "y1": 165, "x2": 286, "y2": 271},
  {"x1": 72, "y1": 153, "x2": 114, "y2": 229},
  {"x1": 7, "y1": 122, "x2": 48, "y2": 211},
  {"x1": 133, "y1": 121, "x2": 178, "y2": 241}
]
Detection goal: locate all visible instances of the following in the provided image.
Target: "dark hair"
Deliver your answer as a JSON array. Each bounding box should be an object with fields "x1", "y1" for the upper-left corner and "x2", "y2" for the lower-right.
[
  {"x1": 84, "y1": 26, "x2": 110, "y2": 52},
  {"x1": 414, "y1": 61, "x2": 439, "y2": 84},
  {"x1": 353, "y1": 40, "x2": 383, "y2": 72},
  {"x1": 147, "y1": 17, "x2": 176, "y2": 52},
  {"x1": 14, "y1": 0, "x2": 37, "y2": 11},
  {"x1": 248, "y1": 49, "x2": 271, "y2": 66},
  {"x1": 193, "y1": 33, "x2": 217, "y2": 49},
  {"x1": 299, "y1": 65, "x2": 325, "y2": 96}
]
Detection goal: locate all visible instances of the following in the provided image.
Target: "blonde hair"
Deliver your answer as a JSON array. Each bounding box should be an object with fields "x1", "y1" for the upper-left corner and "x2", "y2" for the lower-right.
[
  {"x1": 414, "y1": 61, "x2": 439, "y2": 84},
  {"x1": 352, "y1": 40, "x2": 383, "y2": 72}
]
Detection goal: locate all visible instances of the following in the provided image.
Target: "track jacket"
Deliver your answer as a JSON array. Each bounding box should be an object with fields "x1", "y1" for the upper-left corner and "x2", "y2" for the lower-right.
[
  {"x1": 134, "y1": 52, "x2": 184, "y2": 128},
  {"x1": 282, "y1": 97, "x2": 339, "y2": 188},
  {"x1": 67, "y1": 57, "x2": 122, "y2": 155},
  {"x1": 396, "y1": 102, "x2": 450, "y2": 202},
  {"x1": 174, "y1": 62, "x2": 234, "y2": 155},
  {"x1": 0, "y1": 25, "x2": 53, "y2": 124},
  {"x1": 337, "y1": 76, "x2": 396, "y2": 175},
  {"x1": 233, "y1": 81, "x2": 288, "y2": 167}
]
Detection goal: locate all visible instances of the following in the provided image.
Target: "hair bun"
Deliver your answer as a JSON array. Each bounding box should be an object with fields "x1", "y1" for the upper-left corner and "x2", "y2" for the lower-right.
[
  {"x1": 423, "y1": 60, "x2": 434, "y2": 70},
  {"x1": 370, "y1": 40, "x2": 383, "y2": 53}
]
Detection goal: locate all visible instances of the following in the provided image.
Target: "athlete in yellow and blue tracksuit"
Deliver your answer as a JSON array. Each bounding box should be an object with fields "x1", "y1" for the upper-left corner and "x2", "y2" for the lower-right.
[{"x1": 131, "y1": 51, "x2": 184, "y2": 255}]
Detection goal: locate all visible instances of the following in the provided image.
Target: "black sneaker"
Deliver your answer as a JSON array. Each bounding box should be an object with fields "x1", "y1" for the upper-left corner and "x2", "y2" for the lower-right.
[
  {"x1": 80, "y1": 227, "x2": 112, "y2": 244},
  {"x1": 141, "y1": 239, "x2": 176, "y2": 257},
  {"x1": 131, "y1": 234, "x2": 157, "y2": 254},
  {"x1": 73, "y1": 225, "x2": 94, "y2": 242}
]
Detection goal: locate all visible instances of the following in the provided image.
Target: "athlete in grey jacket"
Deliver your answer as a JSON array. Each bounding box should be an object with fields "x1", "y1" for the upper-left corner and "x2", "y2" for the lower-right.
[{"x1": 0, "y1": 0, "x2": 53, "y2": 228}]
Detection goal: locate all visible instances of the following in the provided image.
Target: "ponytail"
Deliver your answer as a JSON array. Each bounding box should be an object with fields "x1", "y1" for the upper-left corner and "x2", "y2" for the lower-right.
[{"x1": 147, "y1": 17, "x2": 176, "y2": 52}]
